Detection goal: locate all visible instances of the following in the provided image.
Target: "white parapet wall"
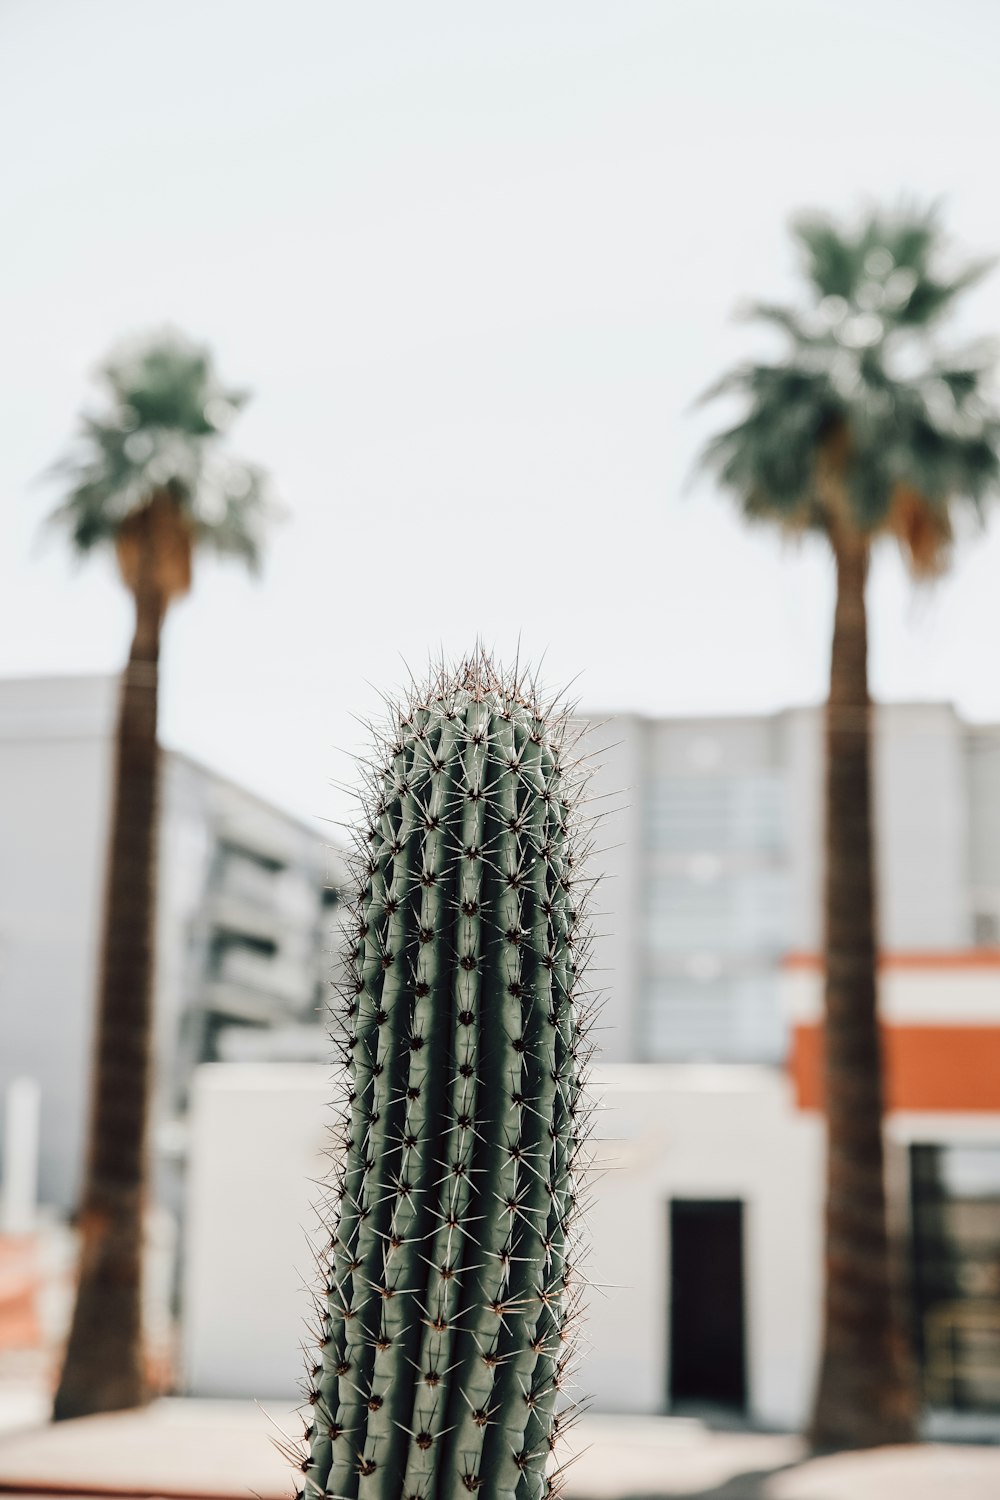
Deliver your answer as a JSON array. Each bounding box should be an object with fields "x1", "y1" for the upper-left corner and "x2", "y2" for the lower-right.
[
  {"x1": 183, "y1": 1063, "x2": 334, "y2": 1399},
  {"x1": 183, "y1": 1061, "x2": 824, "y2": 1428}
]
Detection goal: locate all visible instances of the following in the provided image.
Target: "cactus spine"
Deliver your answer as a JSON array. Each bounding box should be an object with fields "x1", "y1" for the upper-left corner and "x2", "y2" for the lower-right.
[{"x1": 301, "y1": 656, "x2": 593, "y2": 1500}]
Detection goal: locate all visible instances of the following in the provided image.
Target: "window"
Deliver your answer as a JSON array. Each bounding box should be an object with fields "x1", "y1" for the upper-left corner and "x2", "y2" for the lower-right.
[
  {"x1": 973, "y1": 911, "x2": 1000, "y2": 946},
  {"x1": 208, "y1": 930, "x2": 278, "y2": 985},
  {"x1": 641, "y1": 974, "x2": 785, "y2": 1062},
  {"x1": 217, "y1": 840, "x2": 285, "y2": 908},
  {"x1": 645, "y1": 870, "x2": 789, "y2": 953},
  {"x1": 210, "y1": 929, "x2": 277, "y2": 963},
  {"x1": 910, "y1": 1144, "x2": 1000, "y2": 1411},
  {"x1": 220, "y1": 840, "x2": 284, "y2": 874},
  {"x1": 646, "y1": 773, "x2": 785, "y2": 854},
  {"x1": 641, "y1": 767, "x2": 790, "y2": 1062}
]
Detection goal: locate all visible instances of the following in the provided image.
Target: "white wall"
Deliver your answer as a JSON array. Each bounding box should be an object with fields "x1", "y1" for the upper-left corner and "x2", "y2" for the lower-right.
[
  {"x1": 573, "y1": 714, "x2": 645, "y2": 1063},
  {"x1": 588, "y1": 1066, "x2": 823, "y2": 1428},
  {"x1": 182, "y1": 1061, "x2": 824, "y2": 1429},
  {"x1": 0, "y1": 676, "x2": 116, "y2": 1207},
  {"x1": 784, "y1": 962, "x2": 1000, "y2": 1025},
  {"x1": 183, "y1": 1063, "x2": 332, "y2": 1398}
]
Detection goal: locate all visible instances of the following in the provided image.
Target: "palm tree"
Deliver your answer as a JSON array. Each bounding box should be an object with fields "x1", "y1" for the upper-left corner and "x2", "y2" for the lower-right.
[
  {"x1": 48, "y1": 332, "x2": 272, "y2": 1420},
  {"x1": 699, "y1": 206, "x2": 1000, "y2": 1449}
]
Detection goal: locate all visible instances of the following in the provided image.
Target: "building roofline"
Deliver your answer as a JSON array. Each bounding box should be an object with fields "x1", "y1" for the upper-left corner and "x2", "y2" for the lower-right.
[
  {"x1": 163, "y1": 745, "x2": 346, "y2": 853},
  {"x1": 0, "y1": 672, "x2": 344, "y2": 855},
  {"x1": 577, "y1": 699, "x2": 1000, "y2": 732},
  {"x1": 0, "y1": 670, "x2": 115, "y2": 686}
]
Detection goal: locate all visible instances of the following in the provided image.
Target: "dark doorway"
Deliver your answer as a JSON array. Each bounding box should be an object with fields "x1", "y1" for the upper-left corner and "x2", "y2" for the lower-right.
[{"x1": 669, "y1": 1198, "x2": 747, "y2": 1411}]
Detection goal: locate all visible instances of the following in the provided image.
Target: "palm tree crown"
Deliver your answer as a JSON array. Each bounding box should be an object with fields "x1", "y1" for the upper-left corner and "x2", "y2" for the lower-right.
[
  {"x1": 48, "y1": 330, "x2": 272, "y2": 585},
  {"x1": 700, "y1": 205, "x2": 1000, "y2": 569}
]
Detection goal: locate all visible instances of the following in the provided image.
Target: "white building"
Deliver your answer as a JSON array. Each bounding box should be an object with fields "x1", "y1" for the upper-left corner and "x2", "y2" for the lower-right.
[
  {"x1": 182, "y1": 1052, "x2": 1000, "y2": 1428},
  {"x1": 581, "y1": 703, "x2": 1000, "y2": 1422},
  {"x1": 0, "y1": 675, "x2": 345, "y2": 1214},
  {"x1": 179, "y1": 701, "x2": 1000, "y2": 1427},
  {"x1": 585, "y1": 702, "x2": 990, "y2": 1068},
  {"x1": 5, "y1": 683, "x2": 995, "y2": 1422}
]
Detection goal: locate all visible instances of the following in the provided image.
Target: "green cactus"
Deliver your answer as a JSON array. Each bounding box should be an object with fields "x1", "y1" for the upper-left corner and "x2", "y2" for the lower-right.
[{"x1": 299, "y1": 655, "x2": 594, "y2": 1500}]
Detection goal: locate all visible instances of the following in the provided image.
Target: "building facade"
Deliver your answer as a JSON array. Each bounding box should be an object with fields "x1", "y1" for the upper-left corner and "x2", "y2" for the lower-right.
[
  {"x1": 178, "y1": 701, "x2": 1000, "y2": 1425},
  {"x1": 7, "y1": 682, "x2": 996, "y2": 1421},
  {"x1": 583, "y1": 702, "x2": 990, "y2": 1067},
  {"x1": 0, "y1": 675, "x2": 345, "y2": 1212},
  {"x1": 180, "y1": 1046, "x2": 1000, "y2": 1429},
  {"x1": 575, "y1": 702, "x2": 1000, "y2": 1422}
]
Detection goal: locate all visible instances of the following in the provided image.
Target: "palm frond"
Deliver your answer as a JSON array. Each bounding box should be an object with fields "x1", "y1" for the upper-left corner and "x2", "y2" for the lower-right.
[
  {"x1": 698, "y1": 203, "x2": 1000, "y2": 562},
  {"x1": 894, "y1": 257, "x2": 994, "y2": 329},
  {"x1": 739, "y1": 301, "x2": 824, "y2": 346},
  {"x1": 47, "y1": 330, "x2": 276, "y2": 566},
  {"x1": 792, "y1": 214, "x2": 860, "y2": 300}
]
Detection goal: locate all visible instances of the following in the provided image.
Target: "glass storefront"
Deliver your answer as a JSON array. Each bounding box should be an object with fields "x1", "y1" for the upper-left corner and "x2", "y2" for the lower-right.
[{"x1": 910, "y1": 1143, "x2": 1000, "y2": 1412}]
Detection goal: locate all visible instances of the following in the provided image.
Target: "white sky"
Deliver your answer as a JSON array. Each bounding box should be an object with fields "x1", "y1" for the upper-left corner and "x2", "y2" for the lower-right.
[{"x1": 4, "y1": 0, "x2": 1000, "y2": 825}]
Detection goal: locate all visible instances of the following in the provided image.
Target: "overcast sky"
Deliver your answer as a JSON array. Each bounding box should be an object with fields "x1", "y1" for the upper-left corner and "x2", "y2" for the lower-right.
[{"x1": 4, "y1": 0, "x2": 1000, "y2": 826}]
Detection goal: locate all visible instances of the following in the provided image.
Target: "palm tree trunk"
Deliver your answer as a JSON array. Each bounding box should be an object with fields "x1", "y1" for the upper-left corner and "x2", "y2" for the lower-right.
[
  {"x1": 53, "y1": 569, "x2": 163, "y2": 1420},
  {"x1": 808, "y1": 526, "x2": 917, "y2": 1449}
]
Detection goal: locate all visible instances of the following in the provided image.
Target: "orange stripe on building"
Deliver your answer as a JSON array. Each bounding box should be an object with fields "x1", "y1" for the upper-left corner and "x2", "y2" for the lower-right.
[
  {"x1": 790, "y1": 1022, "x2": 1000, "y2": 1112},
  {"x1": 783, "y1": 948, "x2": 1000, "y2": 972}
]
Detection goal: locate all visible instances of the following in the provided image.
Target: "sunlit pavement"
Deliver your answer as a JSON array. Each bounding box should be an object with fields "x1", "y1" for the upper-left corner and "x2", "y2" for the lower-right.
[
  {"x1": 0, "y1": 1354, "x2": 52, "y2": 1443},
  {"x1": 0, "y1": 1400, "x2": 996, "y2": 1499}
]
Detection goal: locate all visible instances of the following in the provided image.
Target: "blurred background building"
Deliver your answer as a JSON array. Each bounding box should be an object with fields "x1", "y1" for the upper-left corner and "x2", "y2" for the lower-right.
[
  {"x1": 177, "y1": 703, "x2": 1000, "y2": 1431},
  {"x1": 588, "y1": 702, "x2": 1000, "y2": 1065},
  {"x1": 576, "y1": 705, "x2": 1000, "y2": 1428},
  {"x1": 2, "y1": 683, "x2": 999, "y2": 1429},
  {"x1": 0, "y1": 675, "x2": 346, "y2": 1214}
]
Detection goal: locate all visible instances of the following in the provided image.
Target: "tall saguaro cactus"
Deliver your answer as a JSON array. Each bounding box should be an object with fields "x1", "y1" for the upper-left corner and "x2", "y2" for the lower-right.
[{"x1": 300, "y1": 656, "x2": 595, "y2": 1500}]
